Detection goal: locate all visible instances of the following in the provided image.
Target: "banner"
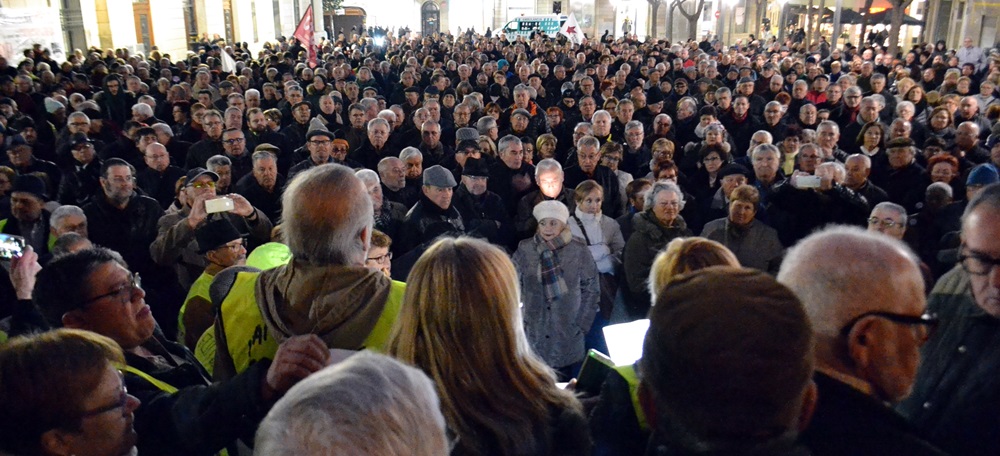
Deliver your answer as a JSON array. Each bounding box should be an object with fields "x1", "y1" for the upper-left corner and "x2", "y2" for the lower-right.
[
  {"x1": 293, "y1": 5, "x2": 317, "y2": 68},
  {"x1": 0, "y1": 8, "x2": 66, "y2": 65}
]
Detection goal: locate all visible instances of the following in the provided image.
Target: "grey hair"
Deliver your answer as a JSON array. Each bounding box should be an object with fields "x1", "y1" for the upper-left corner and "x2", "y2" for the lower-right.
[
  {"x1": 252, "y1": 150, "x2": 277, "y2": 164},
  {"x1": 206, "y1": 154, "x2": 232, "y2": 170},
  {"x1": 282, "y1": 164, "x2": 372, "y2": 266},
  {"x1": 399, "y1": 147, "x2": 422, "y2": 162},
  {"x1": 535, "y1": 158, "x2": 563, "y2": 177},
  {"x1": 50, "y1": 205, "x2": 85, "y2": 229},
  {"x1": 574, "y1": 122, "x2": 593, "y2": 133},
  {"x1": 367, "y1": 117, "x2": 389, "y2": 131},
  {"x1": 476, "y1": 116, "x2": 497, "y2": 134},
  {"x1": 497, "y1": 134, "x2": 521, "y2": 154},
  {"x1": 377, "y1": 109, "x2": 397, "y2": 123},
  {"x1": 896, "y1": 101, "x2": 915, "y2": 114},
  {"x1": 963, "y1": 183, "x2": 1000, "y2": 227},
  {"x1": 131, "y1": 103, "x2": 153, "y2": 117},
  {"x1": 245, "y1": 88, "x2": 260, "y2": 99},
  {"x1": 625, "y1": 120, "x2": 644, "y2": 132},
  {"x1": 355, "y1": 169, "x2": 380, "y2": 187},
  {"x1": 844, "y1": 86, "x2": 862, "y2": 96},
  {"x1": 592, "y1": 110, "x2": 612, "y2": 122},
  {"x1": 643, "y1": 180, "x2": 685, "y2": 210},
  {"x1": 67, "y1": 111, "x2": 89, "y2": 123},
  {"x1": 51, "y1": 232, "x2": 91, "y2": 258},
  {"x1": 751, "y1": 130, "x2": 774, "y2": 144},
  {"x1": 818, "y1": 120, "x2": 840, "y2": 134},
  {"x1": 751, "y1": 143, "x2": 780, "y2": 160},
  {"x1": 846, "y1": 153, "x2": 872, "y2": 168},
  {"x1": 576, "y1": 135, "x2": 600, "y2": 150},
  {"x1": 150, "y1": 123, "x2": 173, "y2": 137},
  {"x1": 254, "y1": 351, "x2": 448, "y2": 456},
  {"x1": 872, "y1": 201, "x2": 908, "y2": 225},
  {"x1": 513, "y1": 84, "x2": 530, "y2": 95},
  {"x1": 927, "y1": 181, "x2": 953, "y2": 199}
]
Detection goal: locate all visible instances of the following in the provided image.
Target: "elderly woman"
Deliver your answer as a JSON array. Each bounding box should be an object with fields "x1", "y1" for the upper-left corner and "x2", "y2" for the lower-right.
[
  {"x1": 927, "y1": 106, "x2": 956, "y2": 144},
  {"x1": 623, "y1": 181, "x2": 693, "y2": 318},
  {"x1": 512, "y1": 201, "x2": 600, "y2": 378},
  {"x1": 701, "y1": 185, "x2": 785, "y2": 274},
  {"x1": 536, "y1": 133, "x2": 558, "y2": 162},
  {"x1": 569, "y1": 180, "x2": 625, "y2": 321},
  {"x1": 387, "y1": 237, "x2": 590, "y2": 455},
  {"x1": 0, "y1": 329, "x2": 141, "y2": 456},
  {"x1": 927, "y1": 154, "x2": 964, "y2": 198},
  {"x1": 641, "y1": 138, "x2": 676, "y2": 177}
]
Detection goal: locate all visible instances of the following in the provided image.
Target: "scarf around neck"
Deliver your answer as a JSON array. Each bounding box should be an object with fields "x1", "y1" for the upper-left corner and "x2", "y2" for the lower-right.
[{"x1": 534, "y1": 227, "x2": 573, "y2": 302}]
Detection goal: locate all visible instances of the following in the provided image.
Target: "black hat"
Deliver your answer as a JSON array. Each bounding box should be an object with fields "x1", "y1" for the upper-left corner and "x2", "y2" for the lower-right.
[
  {"x1": 68, "y1": 132, "x2": 93, "y2": 149},
  {"x1": 218, "y1": 80, "x2": 235, "y2": 89},
  {"x1": 718, "y1": 163, "x2": 751, "y2": 180},
  {"x1": 362, "y1": 85, "x2": 380, "y2": 94},
  {"x1": 135, "y1": 126, "x2": 156, "y2": 138},
  {"x1": 647, "y1": 89, "x2": 664, "y2": 104},
  {"x1": 562, "y1": 88, "x2": 576, "y2": 98},
  {"x1": 423, "y1": 86, "x2": 440, "y2": 95},
  {"x1": 11, "y1": 174, "x2": 47, "y2": 202},
  {"x1": 404, "y1": 86, "x2": 420, "y2": 94},
  {"x1": 196, "y1": 218, "x2": 245, "y2": 254},
  {"x1": 292, "y1": 101, "x2": 311, "y2": 111},
  {"x1": 699, "y1": 106, "x2": 718, "y2": 118},
  {"x1": 457, "y1": 139, "x2": 480, "y2": 152},
  {"x1": 184, "y1": 167, "x2": 219, "y2": 186},
  {"x1": 462, "y1": 157, "x2": 489, "y2": 177},
  {"x1": 738, "y1": 77, "x2": 755, "y2": 85},
  {"x1": 442, "y1": 88, "x2": 456, "y2": 97}
]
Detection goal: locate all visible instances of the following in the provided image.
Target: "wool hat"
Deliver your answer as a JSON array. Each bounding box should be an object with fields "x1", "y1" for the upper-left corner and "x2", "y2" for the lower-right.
[
  {"x1": 423, "y1": 165, "x2": 457, "y2": 187},
  {"x1": 967, "y1": 164, "x2": 1000, "y2": 187},
  {"x1": 456, "y1": 127, "x2": 479, "y2": 142},
  {"x1": 511, "y1": 108, "x2": 531, "y2": 119},
  {"x1": 462, "y1": 157, "x2": 489, "y2": 177},
  {"x1": 533, "y1": 200, "x2": 569, "y2": 223},
  {"x1": 196, "y1": 218, "x2": 245, "y2": 254},
  {"x1": 11, "y1": 174, "x2": 47, "y2": 202},
  {"x1": 44, "y1": 97, "x2": 64, "y2": 113},
  {"x1": 718, "y1": 163, "x2": 751, "y2": 180}
]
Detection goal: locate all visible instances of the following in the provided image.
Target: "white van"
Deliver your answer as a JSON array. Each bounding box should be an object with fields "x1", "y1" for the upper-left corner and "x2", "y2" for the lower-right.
[{"x1": 501, "y1": 15, "x2": 568, "y2": 39}]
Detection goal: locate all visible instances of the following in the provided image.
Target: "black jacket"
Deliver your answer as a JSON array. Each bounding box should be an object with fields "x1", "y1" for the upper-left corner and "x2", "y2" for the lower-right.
[{"x1": 398, "y1": 194, "x2": 465, "y2": 254}]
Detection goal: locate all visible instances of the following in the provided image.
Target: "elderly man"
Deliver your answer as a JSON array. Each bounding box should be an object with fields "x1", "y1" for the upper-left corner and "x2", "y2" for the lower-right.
[
  {"x1": 896, "y1": 184, "x2": 1000, "y2": 455},
  {"x1": 956, "y1": 36, "x2": 986, "y2": 71},
  {"x1": 288, "y1": 126, "x2": 335, "y2": 180},
  {"x1": 234, "y1": 148, "x2": 285, "y2": 223},
  {"x1": 1, "y1": 175, "x2": 54, "y2": 259},
  {"x1": 352, "y1": 118, "x2": 394, "y2": 170},
  {"x1": 871, "y1": 137, "x2": 929, "y2": 213},
  {"x1": 398, "y1": 165, "x2": 465, "y2": 254},
  {"x1": 751, "y1": 144, "x2": 786, "y2": 216},
  {"x1": 866, "y1": 201, "x2": 909, "y2": 241},
  {"x1": 488, "y1": 135, "x2": 538, "y2": 218},
  {"x1": 219, "y1": 128, "x2": 253, "y2": 184},
  {"x1": 515, "y1": 158, "x2": 577, "y2": 241},
  {"x1": 451, "y1": 157, "x2": 510, "y2": 248},
  {"x1": 417, "y1": 120, "x2": 451, "y2": 167},
  {"x1": 255, "y1": 351, "x2": 449, "y2": 456},
  {"x1": 951, "y1": 121, "x2": 990, "y2": 164},
  {"x1": 564, "y1": 136, "x2": 624, "y2": 218},
  {"x1": 592, "y1": 110, "x2": 614, "y2": 144},
  {"x1": 49, "y1": 204, "x2": 87, "y2": 239},
  {"x1": 840, "y1": 96, "x2": 885, "y2": 156},
  {"x1": 136, "y1": 142, "x2": 185, "y2": 209},
  {"x1": 620, "y1": 120, "x2": 650, "y2": 176},
  {"x1": 150, "y1": 167, "x2": 271, "y2": 289},
  {"x1": 816, "y1": 120, "x2": 848, "y2": 162},
  {"x1": 150, "y1": 122, "x2": 192, "y2": 168},
  {"x1": 185, "y1": 110, "x2": 225, "y2": 169},
  {"x1": 844, "y1": 154, "x2": 890, "y2": 207},
  {"x1": 355, "y1": 169, "x2": 407, "y2": 246},
  {"x1": 32, "y1": 247, "x2": 329, "y2": 456},
  {"x1": 778, "y1": 227, "x2": 946, "y2": 455},
  {"x1": 954, "y1": 97, "x2": 991, "y2": 141},
  {"x1": 57, "y1": 132, "x2": 103, "y2": 206},
  {"x1": 636, "y1": 268, "x2": 816, "y2": 455},
  {"x1": 4, "y1": 139, "x2": 60, "y2": 199},
  {"x1": 212, "y1": 164, "x2": 407, "y2": 378}
]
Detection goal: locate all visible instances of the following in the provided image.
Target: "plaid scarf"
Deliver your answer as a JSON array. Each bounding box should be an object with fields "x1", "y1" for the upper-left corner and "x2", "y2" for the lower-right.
[{"x1": 534, "y1": 227, "x2": 572, "y2": 303}]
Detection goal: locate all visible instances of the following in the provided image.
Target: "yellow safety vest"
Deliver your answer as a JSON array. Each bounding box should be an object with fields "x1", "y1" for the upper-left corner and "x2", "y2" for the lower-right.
[
  {"x1": 613, "y1": 364, "x2": 649, "y2": 432},
  {"x1": 0, "y1": 219, "x2": 56, "y2": 252},
  {"x1": 177, "y1": 271, "x2": 215, "y2": 346},
  {"x1": 193, "y1": 327, "x2": 217, "y2": 375},
  {"x1": 220, "y1": 273, "x2": 406, "y2": 374}
]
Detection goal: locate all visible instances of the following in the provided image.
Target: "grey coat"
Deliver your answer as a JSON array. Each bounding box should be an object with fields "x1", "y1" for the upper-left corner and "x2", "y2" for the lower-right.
[
  {"x1": 701, "y1": 217, "x2": 784, "y2": 274},
  {"x1": 512, "y1": 235, "x2": 600, "y2": 368}
]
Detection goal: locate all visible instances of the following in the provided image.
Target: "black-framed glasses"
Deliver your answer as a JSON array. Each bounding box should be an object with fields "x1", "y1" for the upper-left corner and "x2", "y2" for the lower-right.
[
  {"x1": 82, "y1": 273, "x2": 142, "y2": 307},
  {"x1": 959, "y1": 246, "x2": 1000, "y2": 276},
  {"x1": 839, "y1": 311, "x2": 938, "y2": 340},
  {"x1": 79, "y1": 375, "x2": 128, "y2": 418},
  {"x1": 366, "y1": 252, "x2": 393, "y2": 264},
  {"x1": 867, "y1": 217, "x2": 899, "y2": 229}
]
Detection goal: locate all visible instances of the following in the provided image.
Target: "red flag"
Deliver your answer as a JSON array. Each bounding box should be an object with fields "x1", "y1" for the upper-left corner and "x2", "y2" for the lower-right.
[{"x1": 293, "y1": 5, "x2": 317, "y2": 68}]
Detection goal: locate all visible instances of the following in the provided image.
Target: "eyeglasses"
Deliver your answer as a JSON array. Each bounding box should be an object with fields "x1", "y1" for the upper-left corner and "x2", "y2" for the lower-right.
[
  {"x1": 959, "y1": 247, "x2": 1000, "y2": 276},
  {"x1": 82, "y1": 272, "x2": 142, "y2": 307},
  {"x1": 224, "y1": 138, "x2": 245, "y2": 145},
  {"x1": 204, "y1": 121, "x2": 223, "y2": 127},
  {"x1": 79, "y1": 376, "x2": 129, "y2": 418},
  {"x1": 366, "y1": 251, "x2": 393, "y2": 264},
  {"x1": 219, "y1": 238, "x2": 247, "y2": 253},
  {"x1": 839, "y1": 311, "x2": 939, "y2": 340},
  {"x1": 189, "y1": 181, "x2": 216, "y2": 190},
  {"x1": 867, "y1": 217, "x2": 900, "y2": 229},
  {"x1": 309, "y1": 139, "x2": 332, "y2": 146}
]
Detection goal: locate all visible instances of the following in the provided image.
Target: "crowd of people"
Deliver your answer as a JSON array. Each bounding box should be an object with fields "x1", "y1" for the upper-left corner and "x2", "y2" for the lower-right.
[{"x1": 0, "y1": 24, "x2": 999, "y2": 455}]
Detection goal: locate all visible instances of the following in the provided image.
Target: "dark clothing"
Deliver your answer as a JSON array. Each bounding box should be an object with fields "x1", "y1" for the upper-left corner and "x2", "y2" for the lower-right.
[
  {"x1": 234, "y1": 173, "x2": 286, "y2": 223},
  {"x1": 850, "y1": 180, "x2": 890, "y2": 208},
  {"x1": 452, "y1": 185, "x2": 511, "y2": 249},
  {"x1": 126, "y1": 333, "x2": 274, "y2": 456},
  {"x1": 398, "y1": 194, "x2": 465, "y2": 254},
  {"x1": 185, "y1": 138, "x2": 225, "y2": 169},
  {"x1": 488, "y1": 162, "x2": 538, "y2": 218},
  {"x1": 768, "y1": 182, "x2": 870, "y2": 246},
  {"x1": 83, "y1": 192, "x2": 164, "y2": 276},
  {"x1": 136, "y1": 166, "x2": 186, "y2": 209},
  {"x1": 803, "y1": 371, "x2": 947, "y2": 456},
  {"x1": 898, "y1": 266, "x2": 1000, "y2": 456},
  {"x1": 871, "y1": 163, "x2": 929, "y2": 213},
  {"x1": 57, "y1": 159, "x2": 103, "y2": 206},
  {"x1": 623, "y1": 212, "x2": 691, "y2": 318},
  {"x1": 564, "y1": 165, "x2": 624, "y2": 218},
  {"x1": 5, "y1": 158, "x2": 62, "y2": 199},
  {"x1": 382, "y1": 183, "x2": 419, "y2": 209},
  {"x1": 515, "y1": 188, "x2": 577, "y2": 242}
]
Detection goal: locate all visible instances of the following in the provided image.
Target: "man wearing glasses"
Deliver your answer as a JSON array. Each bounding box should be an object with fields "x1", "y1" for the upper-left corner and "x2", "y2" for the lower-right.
[
  {"x1": 184, "y1": 110, "x2": 225, "y2": 169},
  {"x1": 778, "y1": 226, "x2": 946, "y2": 455},
  {"x1": 899, "y1": 184, "x2": 1000, "y2": 456}
]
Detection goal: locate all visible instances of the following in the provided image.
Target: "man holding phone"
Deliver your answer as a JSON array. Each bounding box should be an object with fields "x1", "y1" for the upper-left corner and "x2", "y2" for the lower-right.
[{"x1": 150, "y1": 167, "x2": 272, "y2": 290}]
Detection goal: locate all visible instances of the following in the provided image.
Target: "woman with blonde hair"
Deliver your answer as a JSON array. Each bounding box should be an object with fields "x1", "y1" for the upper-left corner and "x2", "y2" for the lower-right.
[
  {"x1": 647, "y1": 237, "x2": 740, "y2": 301},
  {"x1": 387, "y1": 237, "x2": 590, "y2": 456}
]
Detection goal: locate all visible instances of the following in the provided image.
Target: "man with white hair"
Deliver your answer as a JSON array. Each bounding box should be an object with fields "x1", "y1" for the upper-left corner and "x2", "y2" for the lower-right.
[
  {"x1": 49, "y1": 204, "x2": 87, "y2": 238},
  {"x1": 213, "y1": 164, "x2": 407, "y2": 378},
  {"x1": 564, "y1": 136, "x2": 624, "y2": 218},
  {"x1": 778, "y1": 226, "x2": 946, "y2": 455},
  {"x1": 254, "y1": 351, "x2": 449, "y2": 456},
  {"x1": 867, "y1": 201, "x2": 908, "y2": 240}
]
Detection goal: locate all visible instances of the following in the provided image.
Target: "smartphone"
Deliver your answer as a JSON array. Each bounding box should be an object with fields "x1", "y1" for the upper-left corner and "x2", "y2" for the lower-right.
[
  {"x1": 205, "y1": 196, "x2": 235, "y2": 214},
  {"x1": 795, "y1": 175, "x2": 822, "y2": 189},
  {"x1": 0, "y1": 233, "x2": 26, "y2": 260},
  {"x1": 575, "y1": 349, "x2": 616, "y2": 396}
]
